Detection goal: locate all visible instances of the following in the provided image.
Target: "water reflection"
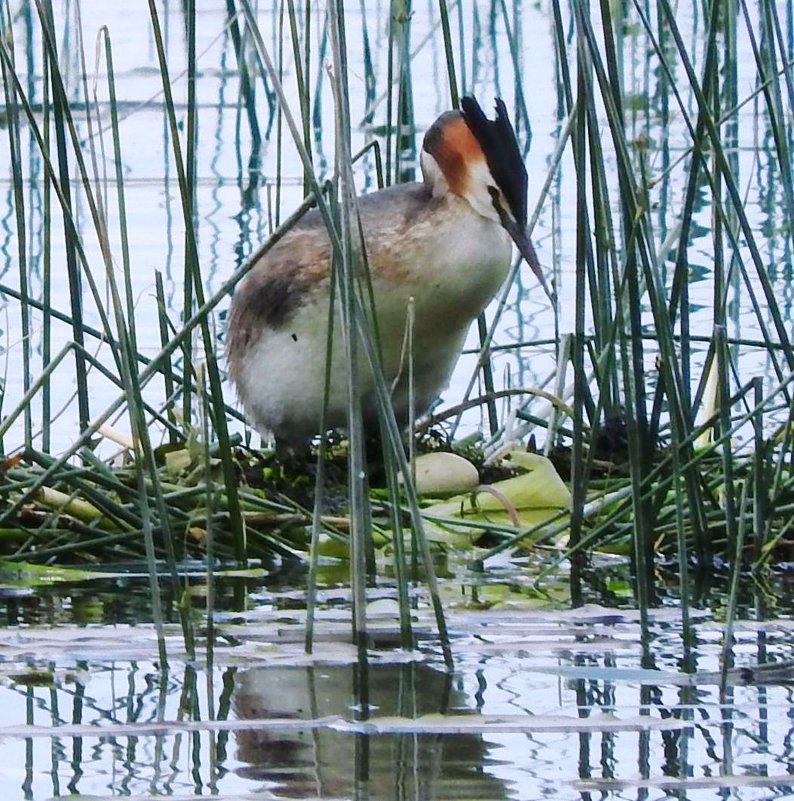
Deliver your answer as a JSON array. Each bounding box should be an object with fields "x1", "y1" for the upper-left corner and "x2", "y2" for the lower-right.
[
  {"x1": 2, "y1": 573, "x2": 794, "y2": 798},
  {"x1": 233, "y1": 663, "x2": 510, "y2": 799}
]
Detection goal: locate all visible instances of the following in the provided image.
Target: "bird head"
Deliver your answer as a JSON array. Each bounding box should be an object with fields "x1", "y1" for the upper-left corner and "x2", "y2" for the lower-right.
[{"x1": 420, "y1": 96, "x2": 553, "y2": 304}]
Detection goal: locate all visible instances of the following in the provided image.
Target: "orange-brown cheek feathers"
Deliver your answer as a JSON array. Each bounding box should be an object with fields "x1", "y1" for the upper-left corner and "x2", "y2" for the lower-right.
[{"x1": 422, "y1": 112, "x2": 485, "y2": 197}]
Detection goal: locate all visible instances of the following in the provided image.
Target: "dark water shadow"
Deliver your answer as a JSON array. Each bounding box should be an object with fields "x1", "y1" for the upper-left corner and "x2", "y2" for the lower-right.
[{"x1": 233, "y1": 661, "x2": 512, "y2": 800}]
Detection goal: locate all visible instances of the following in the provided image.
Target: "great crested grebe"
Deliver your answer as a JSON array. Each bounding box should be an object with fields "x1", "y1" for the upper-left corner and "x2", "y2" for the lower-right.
[{"x1": 227, "y1": 96, "x2": 550, "y2": 446}]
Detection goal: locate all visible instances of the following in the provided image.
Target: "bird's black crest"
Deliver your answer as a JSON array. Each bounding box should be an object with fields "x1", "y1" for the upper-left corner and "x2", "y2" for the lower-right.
[{"x1": 459, "y1": 96, "x2": 528, "y2": 228}]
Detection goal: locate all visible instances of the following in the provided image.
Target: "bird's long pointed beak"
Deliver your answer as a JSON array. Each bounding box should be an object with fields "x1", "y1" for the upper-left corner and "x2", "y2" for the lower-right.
[{"x1": 502, "y1": 216, "x2": 556, "y2": 307}]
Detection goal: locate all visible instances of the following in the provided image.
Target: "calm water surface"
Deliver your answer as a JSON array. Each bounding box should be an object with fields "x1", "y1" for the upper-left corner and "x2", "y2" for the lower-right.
[{"x1": 2, "y1": 563, "x2": 794, "y2": 800}]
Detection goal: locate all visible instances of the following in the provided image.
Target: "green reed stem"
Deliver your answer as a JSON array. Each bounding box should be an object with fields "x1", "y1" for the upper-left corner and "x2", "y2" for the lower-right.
[
  {"x1": 148, "y1": 0, "x2": 245, "y2": 564},
  {"x1": 35, "y1": 0, "x2": 90, "y2": 433},
  {"x1": 0, "y1": 15, "x2": 31, "y2": 448}
]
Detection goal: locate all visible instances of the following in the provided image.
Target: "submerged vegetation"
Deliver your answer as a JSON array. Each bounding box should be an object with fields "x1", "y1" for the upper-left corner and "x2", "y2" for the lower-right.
[{"x1": 0, "y1": 0, "x2": 794, "y2": 647}]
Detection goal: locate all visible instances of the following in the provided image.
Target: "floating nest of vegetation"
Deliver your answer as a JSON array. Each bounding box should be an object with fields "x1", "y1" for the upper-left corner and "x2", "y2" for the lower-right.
[{"x1": 0, "y1": 411, "x2": 792, "y2": 578}]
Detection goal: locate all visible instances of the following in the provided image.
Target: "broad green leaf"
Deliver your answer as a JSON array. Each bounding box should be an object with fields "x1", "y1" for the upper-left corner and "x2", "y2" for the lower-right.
[{"x1": 421, "y1": 452, "x2": 571, "y2": 544}]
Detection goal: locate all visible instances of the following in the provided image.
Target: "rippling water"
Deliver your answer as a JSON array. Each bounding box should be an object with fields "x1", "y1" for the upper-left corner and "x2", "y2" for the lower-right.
[{"x1": 2, "y1": 564, "x2": 794, "y2": 800}]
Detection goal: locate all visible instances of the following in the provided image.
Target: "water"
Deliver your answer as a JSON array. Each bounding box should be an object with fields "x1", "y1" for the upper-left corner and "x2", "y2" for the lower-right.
[
  {"x1": 2, "y1": 566, "x2": 794, "y2": 800},
  {"x1": 2, "y1": 0, "x2": 794, "y2": 797}
]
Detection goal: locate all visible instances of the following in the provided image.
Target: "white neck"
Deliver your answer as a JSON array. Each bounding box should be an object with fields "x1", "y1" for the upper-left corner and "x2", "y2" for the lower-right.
[{"x1": 420, "y1": 150, "x2": 449, "y2": 198}]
